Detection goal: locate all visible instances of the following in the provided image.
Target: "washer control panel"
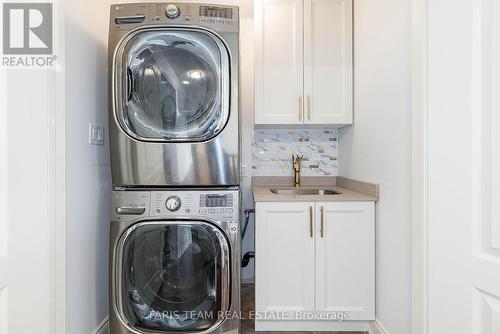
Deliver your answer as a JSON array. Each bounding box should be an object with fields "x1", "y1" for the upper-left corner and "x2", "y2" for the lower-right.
[
  {"x1": 200, "y1": 193, "x2": 233, "y2": 208},
  {"x1": 150, "y1": 190, "x2": 238, "y2": 220},
  {"x1": 112, "y1": 189, "x2": 239, "y2": 221}
]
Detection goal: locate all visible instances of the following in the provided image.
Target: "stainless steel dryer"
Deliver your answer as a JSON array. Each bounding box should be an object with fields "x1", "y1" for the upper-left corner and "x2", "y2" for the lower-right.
[
  {"x1": 109, "y1": 189, "x2": 240, "y2": 334},
  {"x1": 108, "y1": 3, "x2": 239, "y2": 187}
]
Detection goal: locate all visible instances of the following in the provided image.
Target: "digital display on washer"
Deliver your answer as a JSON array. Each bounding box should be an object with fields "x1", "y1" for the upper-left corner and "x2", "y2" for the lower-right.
[
  {"x1": 199, "y1": 6, "x2": 233, "y2": 19},
  {"x1": 202, "y1": 194, "x2": 233, "y2": 207}
]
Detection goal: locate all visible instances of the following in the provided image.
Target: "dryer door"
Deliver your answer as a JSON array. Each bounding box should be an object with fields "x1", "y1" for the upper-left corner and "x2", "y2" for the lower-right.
[
  {"x1": 116, "y1": 220, "x2": 230, "y2": 333},
  {"x1": 113, "y1": 28, "x2": 230, "y2": 142}
]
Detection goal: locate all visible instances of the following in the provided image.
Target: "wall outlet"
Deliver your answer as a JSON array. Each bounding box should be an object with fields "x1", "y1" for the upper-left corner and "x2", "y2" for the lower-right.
[{"x1": 89, "y1": 124, "x2": 104, "y2": 145}]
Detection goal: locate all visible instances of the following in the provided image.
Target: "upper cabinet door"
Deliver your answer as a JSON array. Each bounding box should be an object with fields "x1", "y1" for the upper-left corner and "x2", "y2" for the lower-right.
[
  {"x1": 315, "y1": 202, "x2": 375, "y2": 320},
  {"x1": 303, "y1": 0, "x2": 353, "y2": 125},
  {"x1": 255, "y1": 0, "x2": 304, "y2": 124}
]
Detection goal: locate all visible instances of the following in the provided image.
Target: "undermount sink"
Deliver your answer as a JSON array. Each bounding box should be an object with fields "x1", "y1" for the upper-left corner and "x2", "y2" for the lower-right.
[{"x1": 269, "y1": 188, "x2": 342, "y2": 196}]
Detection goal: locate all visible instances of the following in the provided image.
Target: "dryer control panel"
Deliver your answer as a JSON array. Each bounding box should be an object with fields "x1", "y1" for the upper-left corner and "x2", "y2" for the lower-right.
[{"x1": 110, "y1": 2, "x2": 239, "y2": 33}]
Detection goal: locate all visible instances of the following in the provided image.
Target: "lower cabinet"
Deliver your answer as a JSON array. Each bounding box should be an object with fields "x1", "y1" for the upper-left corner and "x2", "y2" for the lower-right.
[
  {"x1": 255, "y1": 202, "x2": 316, "y2": 313},
  {"x1": 315, "y1": 202, "x2": 375, "y2": 319},
  {"x1": 255, "y1": 201, "x2": 375, "y2": 330}
]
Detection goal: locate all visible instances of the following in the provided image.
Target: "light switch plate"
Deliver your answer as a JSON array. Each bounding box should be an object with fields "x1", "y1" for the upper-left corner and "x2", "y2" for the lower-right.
[{"x1": 89, "y1": 124, "x2": 105, "y2": 145}]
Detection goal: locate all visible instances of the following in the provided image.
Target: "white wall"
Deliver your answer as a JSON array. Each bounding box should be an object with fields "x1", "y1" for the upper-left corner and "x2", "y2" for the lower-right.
[
  {"x1": 1, "y1": 69, "x2": 58, "y2": 334},
  {"x1": 338, "y1": 0, "x2": 412, "y2": 333},
  {"x1": 237, "y1": 0, "x2": 256, "y2": 283},
  {"x1": 64, "y1": 0, "x2": 112, "y2": 332}
]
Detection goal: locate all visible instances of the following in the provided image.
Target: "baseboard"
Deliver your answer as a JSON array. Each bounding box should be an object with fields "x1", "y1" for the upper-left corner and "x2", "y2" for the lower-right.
[
  {"x1": 255, "y1": 320, "x2": 370, "y2": 332},
  {"x1": 93, "y1": 314, "x2": 382, "y2": 334},
  {"x1": 92, "y1": 316, "x2": 109, "y2": 334},
  {"x1": 369, "y1": 319, "x2": 389, "y2": 334}
]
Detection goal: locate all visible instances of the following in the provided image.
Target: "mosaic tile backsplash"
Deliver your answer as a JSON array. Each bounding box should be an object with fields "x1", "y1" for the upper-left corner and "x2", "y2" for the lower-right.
[{"x1": 252, "y1": 129, "x2": 338, "y2": 176}]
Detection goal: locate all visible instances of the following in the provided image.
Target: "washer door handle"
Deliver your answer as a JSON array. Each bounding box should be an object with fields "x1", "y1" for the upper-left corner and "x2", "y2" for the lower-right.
[{"x1": 115, "y1": 207, "x2": 145, "y2": 215}]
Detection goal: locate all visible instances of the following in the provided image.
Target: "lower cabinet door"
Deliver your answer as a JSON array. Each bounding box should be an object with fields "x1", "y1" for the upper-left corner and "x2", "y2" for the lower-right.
[
  {"x1": 315, "y1": 201, "x2": 375, "y2": 320},
  {"x1": 255, "y1": 202, "x2": 315, "y2": 315}
]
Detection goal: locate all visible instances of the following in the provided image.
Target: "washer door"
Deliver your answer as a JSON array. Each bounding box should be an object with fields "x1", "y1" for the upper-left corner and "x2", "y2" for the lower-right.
[
  {"x1": 113, "y1": 28, "x2": 230, "y2": 142},
  {"x1": 116, "y1": 220, "x2": 230, "y2": 333}
]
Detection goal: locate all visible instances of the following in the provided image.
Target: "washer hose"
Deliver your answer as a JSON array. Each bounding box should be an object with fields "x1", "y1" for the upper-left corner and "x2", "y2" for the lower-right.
[
  {"x1": 242, "y1": 208, "x2": 254, "y2": 240},
  {"x1": 242, "y1": 251, "x2": 255, "y2": 268},
  {"x1": 242, "y1": 208, "x2": 255, "y2": 268}
]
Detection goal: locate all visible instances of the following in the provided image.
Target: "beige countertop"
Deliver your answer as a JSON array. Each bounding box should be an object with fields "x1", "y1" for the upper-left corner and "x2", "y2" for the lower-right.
[{"x1": 252, "y1": 176, "x2": 379, "y2": 202}]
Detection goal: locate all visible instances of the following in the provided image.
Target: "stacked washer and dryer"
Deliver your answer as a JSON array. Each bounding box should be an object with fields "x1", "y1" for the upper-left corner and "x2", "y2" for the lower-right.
[{"x1": 107, "y1": 3, "x2": 240, "y2": 334}]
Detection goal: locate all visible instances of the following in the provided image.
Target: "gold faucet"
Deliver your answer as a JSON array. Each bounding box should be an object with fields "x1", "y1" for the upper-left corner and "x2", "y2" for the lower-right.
[{"x1": 292, "y1": 154, "x2": 304, "y2": 187}]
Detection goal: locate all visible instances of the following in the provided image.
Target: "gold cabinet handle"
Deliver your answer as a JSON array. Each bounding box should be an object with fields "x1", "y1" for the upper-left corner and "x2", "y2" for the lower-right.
[
  {"x1": 298, "y1": 96, "x2": 303, "y2": 121},
  {"x1": 307, "y1": 95, "x2": 311, "y2": 120},
  {"x1": 309, "y1": 206, "x2": 313, "y2": 238},
  {"x1": 320, "y1": 206, "x2": 324, "y2": 238}
]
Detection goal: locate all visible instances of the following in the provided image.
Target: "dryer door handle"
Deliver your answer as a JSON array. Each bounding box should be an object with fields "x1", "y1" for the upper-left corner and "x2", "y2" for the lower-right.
[{"x1": 115, "y1": 207, "x2": 145, "y2": 215}]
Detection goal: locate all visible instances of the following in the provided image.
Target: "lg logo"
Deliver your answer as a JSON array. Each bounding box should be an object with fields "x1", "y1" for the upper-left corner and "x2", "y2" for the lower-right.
[{"x1": 2, "y1": 3, "x2": 53, "y2": 55}]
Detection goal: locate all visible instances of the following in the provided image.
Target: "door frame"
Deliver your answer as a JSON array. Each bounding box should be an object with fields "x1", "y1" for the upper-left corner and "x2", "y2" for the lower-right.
[
  {"x1": 410, "y1": 0, "x2": 429, "y2": 333},
  {"x1": 54, "y1": 0, "x2": 67, "y2": 333},
  {"x1": 411, "y1": 0, "x2": 500, "y2": 331}
]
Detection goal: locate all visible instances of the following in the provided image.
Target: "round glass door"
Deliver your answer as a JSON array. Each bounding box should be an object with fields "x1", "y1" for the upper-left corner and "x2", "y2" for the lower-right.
[
  {"x1": 114, "y1": 29, "x2": 230, "y2": 142},
  {"x1": 118, "y1": 221, "x2": 230, "y2": 333}
]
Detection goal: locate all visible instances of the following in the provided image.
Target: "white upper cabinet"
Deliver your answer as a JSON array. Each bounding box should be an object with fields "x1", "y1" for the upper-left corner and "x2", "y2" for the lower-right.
[
  {"x1": 255, "y1": 0, "x2": 353, "y2": 126},
  {"x1": 254, "y1": 0, "x2": 304, "y2": 124},
  {"x1": 304, "y1": 0, "x2": 353, "y2": 124}
]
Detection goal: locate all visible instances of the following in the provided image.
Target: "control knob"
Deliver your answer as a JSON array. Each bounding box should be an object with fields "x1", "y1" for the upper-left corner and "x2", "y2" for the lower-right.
[
  {"x1": 165, "y1": 196, "x2": 181, "y2": 212},
  {"x1": 165, "y1": 4, "x2": 180, "y2": 19}
]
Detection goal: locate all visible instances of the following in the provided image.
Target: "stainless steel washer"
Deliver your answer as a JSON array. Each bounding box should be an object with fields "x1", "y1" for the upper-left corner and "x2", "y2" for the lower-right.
[
  {"x1": 109, "y1": 189, "x2": 240, "y2": 334},
  {"x1": 108, "y1": 3, "x2": 240, "y2": 187}
]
